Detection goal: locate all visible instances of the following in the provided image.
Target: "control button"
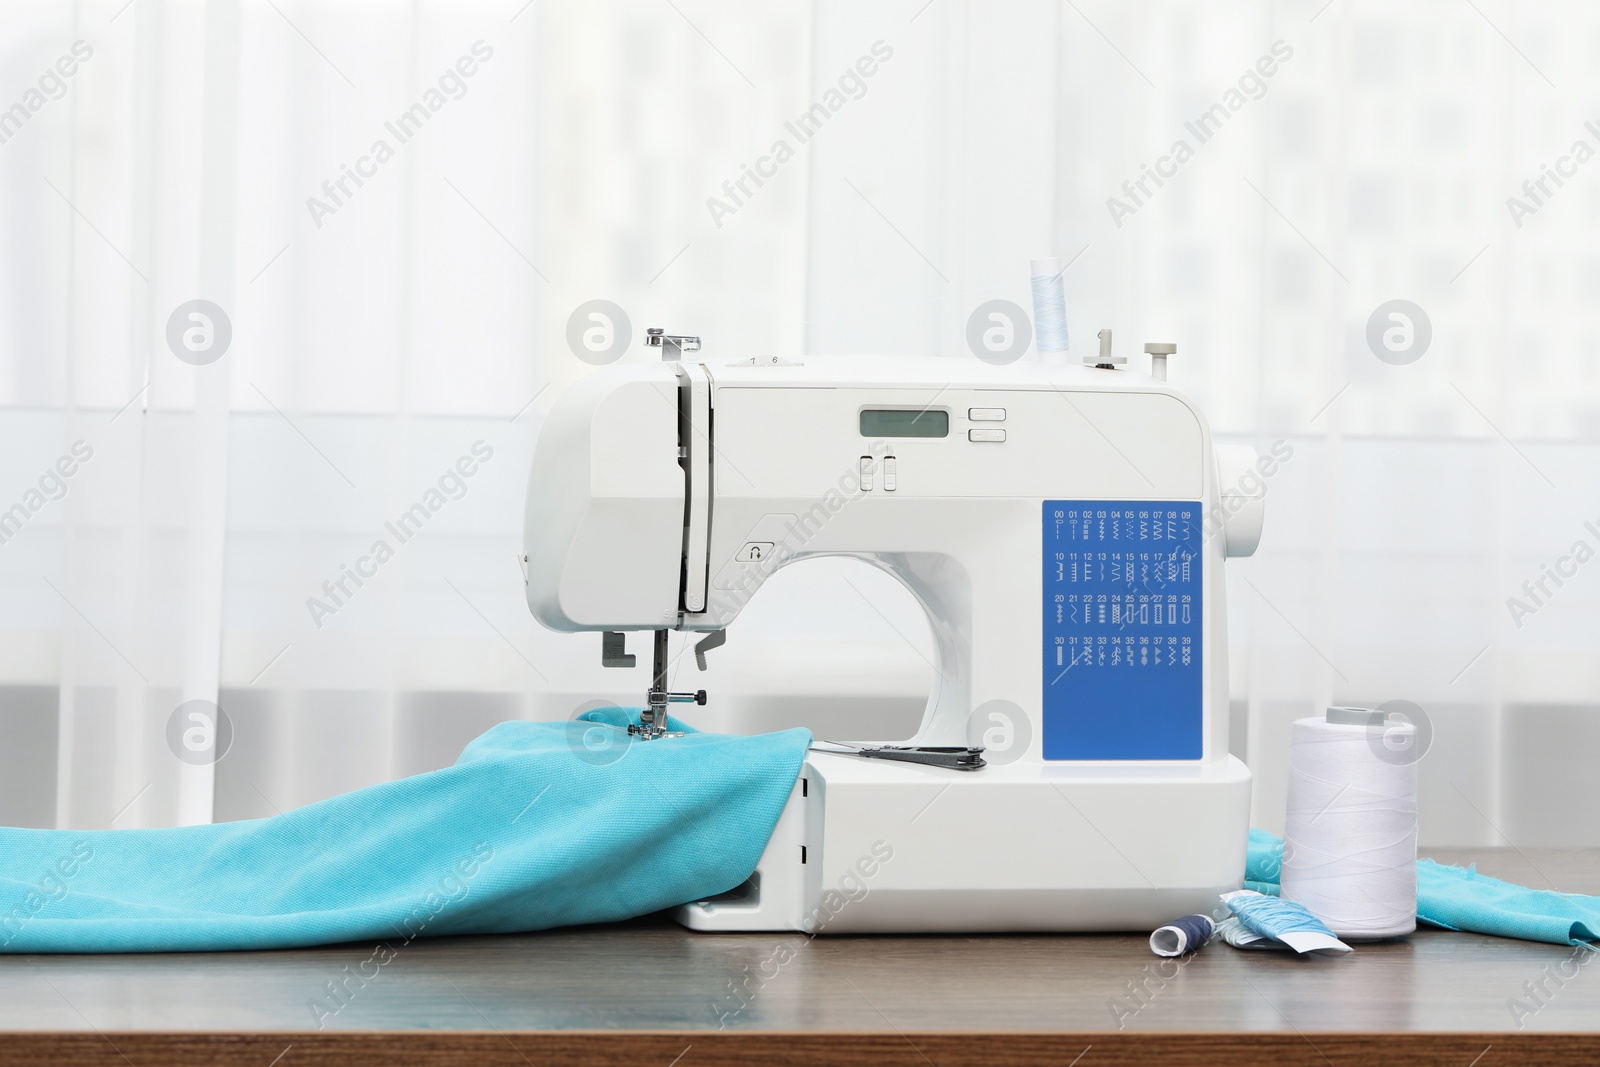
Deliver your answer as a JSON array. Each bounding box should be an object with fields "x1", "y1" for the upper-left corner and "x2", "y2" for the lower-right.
[
  {"x1": 968, "y1": 429, "x2": 1006, "y2": 443},
  {"x1": 968, "y1": 407, "x2": 1006, "y2": 422},
  {"x1": 860, "y1": 455, "x2": 874, "y2": 490},
  {"x1": 736, "y1": 542, "x2": 775, "y2": 563},
  {"x1": 884, "y1": 456, "x2": 897, "y2": 491}
]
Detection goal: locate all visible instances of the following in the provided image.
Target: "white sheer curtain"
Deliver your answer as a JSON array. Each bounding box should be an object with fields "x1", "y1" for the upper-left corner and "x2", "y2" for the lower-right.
[{"x1": 1, "y1": 0, "x2": 1595, "y2": 845}]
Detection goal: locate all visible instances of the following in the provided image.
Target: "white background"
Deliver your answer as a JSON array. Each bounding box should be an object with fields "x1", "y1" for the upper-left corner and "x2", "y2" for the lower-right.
[{"x1": 0, "y1": 0, "x2": 1596, "y2": 846}]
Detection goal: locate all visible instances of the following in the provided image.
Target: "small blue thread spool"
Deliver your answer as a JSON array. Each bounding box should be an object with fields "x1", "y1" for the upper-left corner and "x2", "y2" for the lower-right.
[
  {"x1": 1030, "y1": 256, "x2": 1069, "y2": 358},
  {"x1": 1149, "y1": 913, "x2": 1215, "y2": 957}
]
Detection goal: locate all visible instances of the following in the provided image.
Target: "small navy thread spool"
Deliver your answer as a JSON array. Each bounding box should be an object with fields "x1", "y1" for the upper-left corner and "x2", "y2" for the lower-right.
[{"x1": 1149, "y1": 913, "x2": 1216, "y2": 957}]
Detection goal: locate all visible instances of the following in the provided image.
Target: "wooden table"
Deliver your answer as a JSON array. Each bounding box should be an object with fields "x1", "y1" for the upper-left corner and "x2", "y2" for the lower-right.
[{"x1": 1, "y1": 848, "x2": 1596, "y2": 1065}]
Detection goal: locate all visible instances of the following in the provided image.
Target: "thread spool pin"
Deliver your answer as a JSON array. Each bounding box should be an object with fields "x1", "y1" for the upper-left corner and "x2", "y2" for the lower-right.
[
  {"x1": 1090, "y1": 329, "x2": 1125, "y2": 370},
  {"x1": 1145, "y1": 342, "x2": 1175, "y2": 382}
]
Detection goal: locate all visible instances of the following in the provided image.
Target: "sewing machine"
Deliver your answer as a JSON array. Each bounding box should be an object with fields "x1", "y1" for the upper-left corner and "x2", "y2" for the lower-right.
[{"x1": 522, "y1": 331, "x2": 1261, "y2": 933}]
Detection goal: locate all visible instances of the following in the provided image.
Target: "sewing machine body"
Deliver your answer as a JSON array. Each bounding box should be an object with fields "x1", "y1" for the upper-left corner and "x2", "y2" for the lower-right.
[{"x1": 524, "y1": 354, "x2": 1257, "y2": 932}]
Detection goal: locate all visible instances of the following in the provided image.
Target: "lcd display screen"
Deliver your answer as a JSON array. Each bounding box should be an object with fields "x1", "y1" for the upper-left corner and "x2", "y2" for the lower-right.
[{"x1": 859, "y1": 409, "x2": 949, "y2": 438}]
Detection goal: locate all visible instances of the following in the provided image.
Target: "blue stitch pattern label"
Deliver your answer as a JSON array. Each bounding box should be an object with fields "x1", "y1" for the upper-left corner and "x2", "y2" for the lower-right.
[{"x1": 1042, "y1": 501, "x2": 1202, "y2": 760}]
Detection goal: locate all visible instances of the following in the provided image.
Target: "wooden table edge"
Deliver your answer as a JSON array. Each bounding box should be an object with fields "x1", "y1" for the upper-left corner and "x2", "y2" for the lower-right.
[{"x1": 1, "y1": 1029, "x2": 1597, "y2": 1066}]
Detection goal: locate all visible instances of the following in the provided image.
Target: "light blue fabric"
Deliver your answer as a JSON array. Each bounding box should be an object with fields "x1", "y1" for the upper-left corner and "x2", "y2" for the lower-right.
[
  {"x1": 1246, "y1": 829, "x2": 1600, "y2": 946},
  {"x1": 0, "y1": 710, "x2": 810, "y2": 953}
]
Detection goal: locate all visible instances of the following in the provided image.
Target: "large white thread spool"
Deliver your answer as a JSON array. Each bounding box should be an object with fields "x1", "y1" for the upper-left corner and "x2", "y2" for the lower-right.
[{"x1": 1281, "y1": 707, "x2": 1418, "y2": 939}]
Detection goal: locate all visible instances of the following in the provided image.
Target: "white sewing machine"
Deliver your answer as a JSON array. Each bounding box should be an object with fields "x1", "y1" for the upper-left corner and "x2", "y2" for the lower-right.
[{"x1": 522, "y1": 330, "x2": 1260, "y2": 933}]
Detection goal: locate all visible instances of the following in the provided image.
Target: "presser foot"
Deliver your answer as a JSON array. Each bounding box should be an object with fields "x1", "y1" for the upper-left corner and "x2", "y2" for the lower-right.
[
  {"x1": 627, "y1": 722, "x2": 686, "y2": 741},
  {"x1": 630, "y1": 629, "x2": 706, "y2": 740},
  {"x1": 629, "y1": 690, "x2": 702, "y2": 741}
]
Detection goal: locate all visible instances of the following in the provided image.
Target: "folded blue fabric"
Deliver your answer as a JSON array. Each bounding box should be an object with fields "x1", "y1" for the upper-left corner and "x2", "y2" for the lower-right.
[
  {"x1": 0, "y1": 711, "x2": 810, "y2": 953},
  {"x1": 1246, "y1": 829, "x2": 1600, "y2": 946}
]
